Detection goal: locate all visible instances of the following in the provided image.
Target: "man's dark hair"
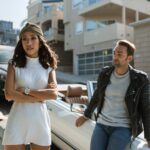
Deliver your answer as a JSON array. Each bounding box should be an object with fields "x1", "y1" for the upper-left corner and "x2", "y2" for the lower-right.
[{"x1": 117, "y1": 40, "x2": 136, "y2": 56}]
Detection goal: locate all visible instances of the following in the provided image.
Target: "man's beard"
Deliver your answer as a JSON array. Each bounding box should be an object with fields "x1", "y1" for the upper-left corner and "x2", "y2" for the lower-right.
[{"x1": 113, "y1": 60, "x2": 121, "y2": 67}]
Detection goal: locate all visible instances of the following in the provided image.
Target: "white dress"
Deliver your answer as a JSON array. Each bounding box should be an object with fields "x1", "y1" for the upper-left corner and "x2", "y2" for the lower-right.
[{"x1": 2, "y1": 56, "x2": 52, "y2": 146}]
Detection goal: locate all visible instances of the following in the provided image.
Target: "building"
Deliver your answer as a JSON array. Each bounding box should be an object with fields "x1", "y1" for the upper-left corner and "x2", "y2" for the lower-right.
[
  {"x1": 0, "y1": 21, "x2": 18, "y2": 46},
  {"x1": 27, "y1": 0, "x2": 150, "y2": 82},
  {"x1": 64, "y1": 0, "x2": 150, "y2": 78},
  {"x1": 27, "y1": 0, "x2": 73, "y2": 72},
  {"x1": 131, "y1": 18, "x2": 150, "y2": 78}
]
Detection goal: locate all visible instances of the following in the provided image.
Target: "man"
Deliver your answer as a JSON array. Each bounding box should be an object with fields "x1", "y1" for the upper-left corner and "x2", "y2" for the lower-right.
[{"x1": 76, "y1": 40, "x2": 150, "y2": 150}]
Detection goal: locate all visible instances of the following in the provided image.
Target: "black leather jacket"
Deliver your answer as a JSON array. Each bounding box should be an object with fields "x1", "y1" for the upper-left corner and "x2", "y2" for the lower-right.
[{"x1": 84, "y1": 65, "x2": 150, "y2": 140}]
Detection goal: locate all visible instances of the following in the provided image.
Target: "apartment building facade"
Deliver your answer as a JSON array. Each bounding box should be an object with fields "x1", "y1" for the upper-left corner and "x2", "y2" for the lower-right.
[
  {"x1": 131, "y1": 18, "x2": 150, "y2": 78},
  {"x1": 0, "y1": 21, "x2": 18, "y2": 46},
  {"x1": 64, "y1": 0, "x2": 150, "y2": 77},
  {"x1": 27, "y1": 0, "x2": 73, "y2": 72}
]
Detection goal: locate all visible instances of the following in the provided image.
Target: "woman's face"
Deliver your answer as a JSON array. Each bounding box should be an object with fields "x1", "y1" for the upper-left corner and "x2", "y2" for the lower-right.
[{"x1": 21, "y1": 31, "x2": 40, "y2": 58}]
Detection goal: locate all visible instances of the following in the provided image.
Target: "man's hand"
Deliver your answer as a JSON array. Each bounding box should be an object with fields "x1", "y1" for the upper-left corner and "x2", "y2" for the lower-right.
[{"x1": 75, "y1": 116, "x2": 88, "y2": 127}]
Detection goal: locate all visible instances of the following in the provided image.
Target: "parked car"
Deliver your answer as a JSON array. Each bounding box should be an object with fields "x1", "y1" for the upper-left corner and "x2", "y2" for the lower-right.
[
  {"x1": 0, "y1": 45, "x2": 14, "y2": 96},
  {"x1": 131, "y1": 132, "x2": 150, "y2": 150},
  {"x1": 46, "y1": 82, "x2": 150, "y2": 150}
]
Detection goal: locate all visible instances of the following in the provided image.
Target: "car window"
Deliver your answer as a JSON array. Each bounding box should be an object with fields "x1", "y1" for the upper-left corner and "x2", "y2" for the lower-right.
[
  {"x1": 0, "y1": 51, "x2": 13, "y2": 64},
  {"x1": 87, "y1": 81, "x2": 97, "y2": 100}
]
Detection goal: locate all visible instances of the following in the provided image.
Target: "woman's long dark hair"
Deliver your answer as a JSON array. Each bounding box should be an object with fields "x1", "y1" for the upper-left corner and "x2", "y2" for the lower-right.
[{"x1": 12, "y1": 35, "x2": 58, "y2": 69}]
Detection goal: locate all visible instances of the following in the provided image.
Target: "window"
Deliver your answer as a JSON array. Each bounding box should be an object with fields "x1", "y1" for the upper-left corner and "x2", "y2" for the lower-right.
[
  {"x1": 72, "y1": 0, "x2": 83, "y2": 9},
  {"x1": 75, "y1": 22, "x2": 83, "y2": 34},
  {"x1": 87, "y1": 81, "x2": 97, "y2": 100},
  {"x1": 78, "y1": 49, "x2": 112, "y2": 75},
  {"x1": 57, "y1": 4, "x2": 64, "y2": 11},
  {"x1": 86, "y1": 20, "x2": 97, "y2": 31},
  {"x1": 58, "y1": 20, "x2": 64, "y2": 34},
  {"x1": 37, "y1": 11, "x2": 43, "y2": 17},
  {"x1": 89, "y1": 0, "x2": 96, "y2": 5},
  {"x1": 44, "y1": 6, "x2": 53, "y2": 13},
  {"x1": 97, "y1": 20, "x2": 115, "y2": 28},
  {"x1": 85, "y1": 20, "x2": 115, "y2": 31},
  {"x1": 42, "y1": 0, "x2": 63, "y2": 2}
]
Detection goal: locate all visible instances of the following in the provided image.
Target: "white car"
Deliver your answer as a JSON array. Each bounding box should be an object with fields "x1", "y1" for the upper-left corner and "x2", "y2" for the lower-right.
[
  {"x1": 131, "y1": 132, "x2": 150, "y2": 150},
  {"x1": 46, "y1": 82, "x2": 149, "y2": 150}
]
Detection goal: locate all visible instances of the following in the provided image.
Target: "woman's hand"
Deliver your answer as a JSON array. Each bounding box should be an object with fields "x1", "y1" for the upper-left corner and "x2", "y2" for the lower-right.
[
  {"x1": 48, "y1": 82, "x2": 57, "y2": 89},
  {"x1": 16, "y1": 87, "x2": 43, "y2": 103},
  {"x1": 16, "y1": 87, "x2": 24, "y2": 93}
]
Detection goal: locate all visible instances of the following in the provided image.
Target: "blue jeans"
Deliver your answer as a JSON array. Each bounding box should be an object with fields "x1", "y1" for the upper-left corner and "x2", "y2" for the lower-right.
[{"x1": 90, "y1": 123, "x2": 131, "y2": 150}]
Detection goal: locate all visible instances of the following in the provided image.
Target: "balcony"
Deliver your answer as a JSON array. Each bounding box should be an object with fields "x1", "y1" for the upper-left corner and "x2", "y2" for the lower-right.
[
  {"x1": 79, "y1": 0, "x2": 150, "y2": 19},
  {"x1": 44, "y1": 28, "x2": 64, "y2": 42},
  {"x1": 35, "y1": 4, "x2": 63, "y2": 24},
  {"x1": 83, "y1": 22, "x2": 133, "y2": 45},
  {"x1": 41, "y1": 11, "x2": 58, "y2": 23}
]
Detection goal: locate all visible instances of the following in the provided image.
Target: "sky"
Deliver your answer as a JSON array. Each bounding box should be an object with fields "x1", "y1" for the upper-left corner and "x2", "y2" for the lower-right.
[{"x1": 0, "y1": 0, "x2": 29, "y2": 29}]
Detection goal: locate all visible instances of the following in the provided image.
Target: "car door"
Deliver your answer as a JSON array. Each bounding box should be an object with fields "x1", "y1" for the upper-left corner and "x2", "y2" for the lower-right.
[
  {"x1": 47, "y1": 98, "x2": 95, "y2": 150},
  {"x1": 130, "y1": 132, "x2": 150, "y2": 150}
]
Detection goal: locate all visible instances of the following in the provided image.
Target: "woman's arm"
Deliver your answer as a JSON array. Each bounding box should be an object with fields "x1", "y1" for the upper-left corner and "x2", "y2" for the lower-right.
[
  {"x1": 5, "y1": 63, "x2": 38, "y2": 103},
  {"x1": 25, "y1": 69, "x2": 58, "y2": 101}
]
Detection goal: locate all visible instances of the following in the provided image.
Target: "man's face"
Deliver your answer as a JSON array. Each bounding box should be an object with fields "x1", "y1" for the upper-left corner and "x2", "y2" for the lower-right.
[{"x1": 113, "y1": 45, "x2": 132, "y2": 68}]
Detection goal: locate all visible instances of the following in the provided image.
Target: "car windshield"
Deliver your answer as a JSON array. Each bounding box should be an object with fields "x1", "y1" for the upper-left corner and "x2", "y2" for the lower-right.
[{"x1": 0, "y1": 51, "x2": 13, "y2": 64}]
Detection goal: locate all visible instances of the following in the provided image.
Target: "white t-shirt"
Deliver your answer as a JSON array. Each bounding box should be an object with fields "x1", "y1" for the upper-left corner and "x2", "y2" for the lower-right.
[{"x1": 97, "y1": 71, "x2": 130, "y2": 128}]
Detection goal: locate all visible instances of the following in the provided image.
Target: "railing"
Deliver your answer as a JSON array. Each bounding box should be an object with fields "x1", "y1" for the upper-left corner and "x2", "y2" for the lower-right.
[
  {"x1": 44, "y1": 28, "x2": 64, "y2": 37},
  {"x1": 43, "y1": 28, "x2": 64, "y2": 41},
  {"x1": 44, "y1": 28, "x2": 54, "y2": 37},
  {"x1": 84, "y1": 22, "x2": 134, "y2": 45}
]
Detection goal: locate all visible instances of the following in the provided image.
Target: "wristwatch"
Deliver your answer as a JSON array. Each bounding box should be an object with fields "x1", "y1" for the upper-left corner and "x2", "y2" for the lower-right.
[{"x1": 24, "y1": 87, "x2": 30, "y2": 95}]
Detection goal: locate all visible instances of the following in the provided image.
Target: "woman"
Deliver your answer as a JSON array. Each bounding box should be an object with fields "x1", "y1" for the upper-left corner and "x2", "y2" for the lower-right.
[{"x1": 2, "y1": 23, "x2": 58, "y2": 150}]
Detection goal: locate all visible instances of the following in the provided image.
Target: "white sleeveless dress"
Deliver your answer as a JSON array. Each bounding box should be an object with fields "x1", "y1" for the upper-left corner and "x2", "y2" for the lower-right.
[{"x1": 2, "y1": 56, "x2": 52, "y2": 146}]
